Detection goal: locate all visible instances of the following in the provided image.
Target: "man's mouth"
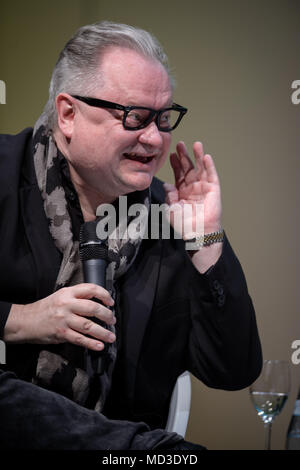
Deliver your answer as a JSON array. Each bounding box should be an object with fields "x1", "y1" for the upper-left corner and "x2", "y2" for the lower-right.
[{"x1": 123, "y1": 153, "x2": 156, "y2": 164}]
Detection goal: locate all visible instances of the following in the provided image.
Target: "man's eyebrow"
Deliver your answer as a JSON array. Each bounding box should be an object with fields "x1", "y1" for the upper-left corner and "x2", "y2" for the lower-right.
[{"x1": 162, "y1": 96, "x2": 175, "y2": 108}]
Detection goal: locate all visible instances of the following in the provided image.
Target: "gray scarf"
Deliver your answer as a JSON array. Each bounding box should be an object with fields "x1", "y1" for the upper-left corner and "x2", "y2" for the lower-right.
[{"x1": 32, "y1": 113, "x2": 150, "y2": 412}]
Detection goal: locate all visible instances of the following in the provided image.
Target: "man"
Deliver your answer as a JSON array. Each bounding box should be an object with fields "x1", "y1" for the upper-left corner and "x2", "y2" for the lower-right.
[{"x1": 0, "y1": 21, "x2": 262, "y2": 449}]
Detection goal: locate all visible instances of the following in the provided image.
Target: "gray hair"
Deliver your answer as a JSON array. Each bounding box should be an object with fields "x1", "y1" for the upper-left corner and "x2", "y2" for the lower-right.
[{"x1": 43, "y1": 21, "x2": 175, "y2": 128}]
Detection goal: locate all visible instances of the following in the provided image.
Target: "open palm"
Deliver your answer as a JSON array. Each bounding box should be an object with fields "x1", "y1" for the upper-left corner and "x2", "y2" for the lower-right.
[{"x1": 164, "y1": 141, "x2": 222, "y2": 237}]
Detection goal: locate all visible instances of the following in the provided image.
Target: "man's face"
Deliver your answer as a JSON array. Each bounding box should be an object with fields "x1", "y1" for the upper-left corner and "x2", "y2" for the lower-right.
[{"x1": 62, "y1": 47, "x2": 173, "y2": 202}]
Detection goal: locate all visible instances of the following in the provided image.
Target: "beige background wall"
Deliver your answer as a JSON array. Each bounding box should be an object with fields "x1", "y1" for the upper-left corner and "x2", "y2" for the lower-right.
[{"x1": 0, "y1": 0, "x2": 299, "y2": 450}]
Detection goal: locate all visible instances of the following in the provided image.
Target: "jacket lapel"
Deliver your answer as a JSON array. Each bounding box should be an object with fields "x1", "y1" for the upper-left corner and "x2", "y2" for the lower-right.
[
  {"x1": 19, "y1": 135, "x2": 61, "y2": 299},
  {"x1": 20, "y1": 185, "x2": 61, "y2": 299},
  {"x1": 119, "y1": 238, "x2": 163, "y2": 401}
]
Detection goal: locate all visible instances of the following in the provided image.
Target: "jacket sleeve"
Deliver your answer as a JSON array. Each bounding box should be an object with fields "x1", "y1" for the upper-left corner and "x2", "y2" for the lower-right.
[
  {"x1": 0, "y1": 369, "x2": 183, "y2": 450},
  {"x1": 187, "y1": 234, "x2": 262, "y2": 390},
  {"x1": 0, "y1": 302, "x2": 11, "y2": 339}
]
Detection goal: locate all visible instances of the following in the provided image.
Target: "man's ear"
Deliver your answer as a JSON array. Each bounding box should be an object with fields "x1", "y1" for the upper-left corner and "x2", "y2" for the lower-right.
[{"x1": 55, "y1": 93, "x2": 76, "y2": 139}]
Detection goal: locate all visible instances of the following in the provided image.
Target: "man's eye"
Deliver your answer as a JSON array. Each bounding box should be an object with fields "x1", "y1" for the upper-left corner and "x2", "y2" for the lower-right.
[
  {"x1": 161, "y1": 112, "x2": 170, "y2": 123},
  {"x1": 127, "y1": 111, "x2": 144, "y2": 123}
]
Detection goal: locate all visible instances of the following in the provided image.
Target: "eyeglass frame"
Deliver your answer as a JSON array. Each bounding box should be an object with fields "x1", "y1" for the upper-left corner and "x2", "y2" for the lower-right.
[{"x1": 71, "y1": 94, "x2": 188, "y2": 132}]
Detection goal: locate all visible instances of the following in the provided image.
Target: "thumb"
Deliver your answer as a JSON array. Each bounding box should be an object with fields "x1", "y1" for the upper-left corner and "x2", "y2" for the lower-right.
[{"x1": 163, "y1": 182, "x2": 179, "y2": 205}]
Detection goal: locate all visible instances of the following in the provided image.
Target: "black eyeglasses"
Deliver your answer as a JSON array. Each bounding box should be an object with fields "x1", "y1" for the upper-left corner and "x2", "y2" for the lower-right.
[{"x1": 71, "y1": 95, "x2": 187, "y2": 132}]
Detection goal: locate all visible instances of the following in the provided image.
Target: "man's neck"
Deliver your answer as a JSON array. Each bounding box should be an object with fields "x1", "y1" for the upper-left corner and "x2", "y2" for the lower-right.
[{"x1": 68, "y1": 165, "x2": 117, "y2": 222}]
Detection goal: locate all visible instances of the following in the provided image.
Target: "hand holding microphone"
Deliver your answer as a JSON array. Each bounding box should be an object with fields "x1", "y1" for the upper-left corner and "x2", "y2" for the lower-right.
[
  {"x1": 4, "y1": 284, "x2": 116, "y2": 350},
  {"x1": 4, "y1": 220, "x2": 115, "y2": 351}
]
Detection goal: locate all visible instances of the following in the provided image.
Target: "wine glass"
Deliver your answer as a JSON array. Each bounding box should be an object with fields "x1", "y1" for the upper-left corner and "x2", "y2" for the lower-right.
[{"x1": 249, "y1": 359, "x2": 290, "y2": 450}]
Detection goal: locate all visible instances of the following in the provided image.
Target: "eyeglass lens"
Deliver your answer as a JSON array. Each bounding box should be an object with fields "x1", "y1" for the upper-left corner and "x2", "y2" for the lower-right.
[{"x1": 125, "y1": 108, "x2": 181, "y2": 130}]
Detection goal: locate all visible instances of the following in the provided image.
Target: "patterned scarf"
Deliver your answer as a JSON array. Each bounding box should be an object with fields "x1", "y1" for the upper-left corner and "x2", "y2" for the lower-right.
[{"x1": 32, "y1": 113, "x2": 150, "y2": 412}]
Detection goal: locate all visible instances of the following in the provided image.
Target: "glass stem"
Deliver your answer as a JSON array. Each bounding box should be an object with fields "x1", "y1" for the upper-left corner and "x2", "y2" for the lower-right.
[{"x1": 264, "y1": 422, "x2": 272, "y2": 450}]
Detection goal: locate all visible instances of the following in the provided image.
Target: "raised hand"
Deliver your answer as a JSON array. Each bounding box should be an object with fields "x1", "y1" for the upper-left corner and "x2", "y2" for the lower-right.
[{"x1": 164, "y1": 141, "x2": 222, "y2": 238}]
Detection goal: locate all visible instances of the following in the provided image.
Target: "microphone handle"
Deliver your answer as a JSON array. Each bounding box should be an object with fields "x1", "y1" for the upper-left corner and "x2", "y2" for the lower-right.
[
  {"x1": 82, "y1": 258, "x2": 107, "y2": 287},
  {"x1": 82, "y1": 258, "x2": 109, "y2": 375}
]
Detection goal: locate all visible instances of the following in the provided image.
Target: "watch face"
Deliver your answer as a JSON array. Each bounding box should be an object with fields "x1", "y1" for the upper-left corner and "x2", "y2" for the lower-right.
[{"x1": 185, "y1": 236, "x2": 204, "y2": 251}]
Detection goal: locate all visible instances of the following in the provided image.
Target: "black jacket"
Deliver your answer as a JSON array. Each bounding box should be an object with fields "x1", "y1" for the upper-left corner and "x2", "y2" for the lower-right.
[{"x1": 0, "y1": 128, "x2": 262, "y2": 449}]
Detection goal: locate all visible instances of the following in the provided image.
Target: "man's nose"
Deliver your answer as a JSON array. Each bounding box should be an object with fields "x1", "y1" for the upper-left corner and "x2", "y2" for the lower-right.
[{"x1": 137, "y1": 121, "x2": 164, "y2": 147}]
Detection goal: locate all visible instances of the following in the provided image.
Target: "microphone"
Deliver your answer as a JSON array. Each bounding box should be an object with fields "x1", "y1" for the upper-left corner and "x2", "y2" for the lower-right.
[
  {"x1": 79, "y1": 220, "x2": 109, "y2": 375},
  {"x1": 79, "y1": 220, "x2": 108, "y2": 286}
]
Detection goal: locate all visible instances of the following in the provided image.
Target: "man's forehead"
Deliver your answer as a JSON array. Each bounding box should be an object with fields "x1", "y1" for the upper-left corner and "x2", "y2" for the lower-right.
[{"x1": 94, "y1": 46, "x2": 172, "y2": 105}]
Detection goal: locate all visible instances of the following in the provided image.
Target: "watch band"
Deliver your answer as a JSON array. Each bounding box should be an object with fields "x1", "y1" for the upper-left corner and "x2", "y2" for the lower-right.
[{"x1": 185, "y1": 229, "x2": 224, "y2": 250}]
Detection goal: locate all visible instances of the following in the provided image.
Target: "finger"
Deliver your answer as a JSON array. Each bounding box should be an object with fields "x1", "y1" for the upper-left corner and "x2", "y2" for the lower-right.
[
  {"x1": 70, "y1": 283, "x2": 115, "y2": 307},
  {"x1": 170, "y1": 152, "x2": 185, "y2": 189},
  {"x1": 70, "y1": 298, "x2": 116, "y2": 326},
  {"x1": 193, "y1": 142, "x2": 220, "y2": 185},
  {"x1": 63, "y1": 329, "x2": 105, "y2": 352},
  {"x1": 193, "y1": 141, "x2": 205, "y2": 174},
  {"x1": 202, "y1": 153, "x2": 220, "y2": 184},
  {"x1": 68, "y1": 314, "x2": 116, "y2": 345},
  {"x1": 176, "y1": 141, "x2": 195, "y2": 179},
  {"x1": 163, "y1": 182, "x2": 179, "y2": 205},
  {"x1": 163, "y1": 182, "x2": 177, "y2": 193}
]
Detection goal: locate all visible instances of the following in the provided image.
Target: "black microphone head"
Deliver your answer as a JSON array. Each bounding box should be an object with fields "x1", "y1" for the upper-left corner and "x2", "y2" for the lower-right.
[{"x1": 79, "y1": 220, "x2": 108, "y2": 262}]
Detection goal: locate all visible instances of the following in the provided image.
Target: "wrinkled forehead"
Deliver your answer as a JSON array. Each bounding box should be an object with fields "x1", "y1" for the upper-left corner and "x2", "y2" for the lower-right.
[{"x1": 94, "y1": 46, "x2": 173, "y2": 107}]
